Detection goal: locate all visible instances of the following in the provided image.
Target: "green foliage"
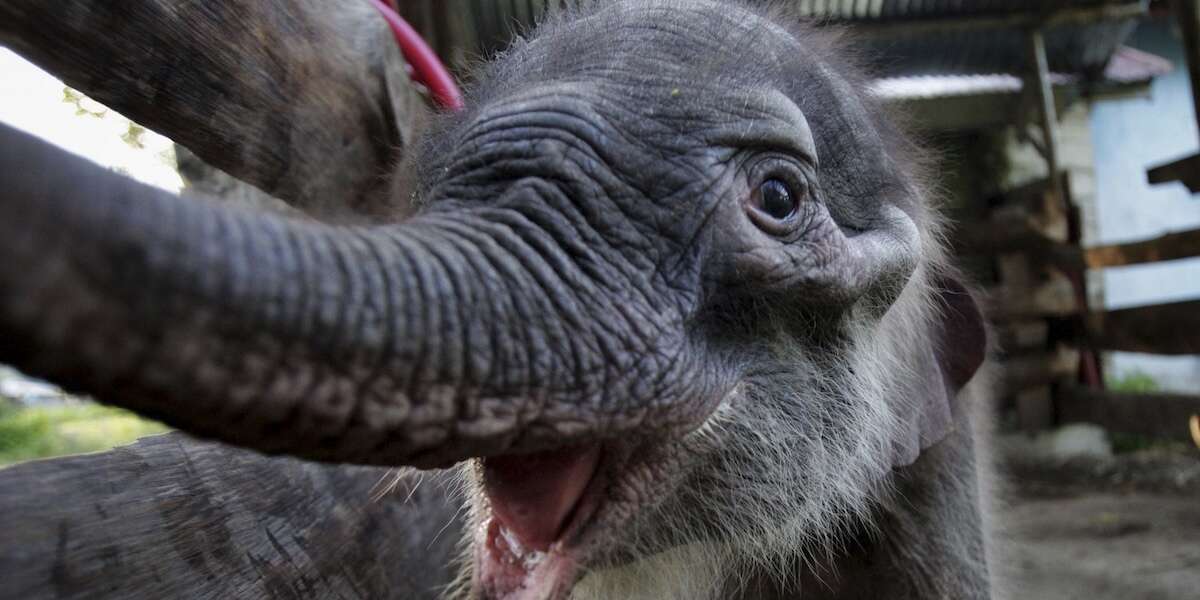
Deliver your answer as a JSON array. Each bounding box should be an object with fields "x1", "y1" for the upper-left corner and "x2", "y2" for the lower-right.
[
  {"x1": 1107, "y1": 370, "x2": 1161, "y2": 394},
  {"x1": 1103, "y1": 371, "x2": 1166, "y2": 453},
  {"x1": 121, "y1": 122, "x2": 147, "y2": 149},
  {"x1": 0, "y1": 400, "x2": 167, "y2": 466},
  {"x1": 61, "y1": 87, "x2": 107, "y2": 118}
]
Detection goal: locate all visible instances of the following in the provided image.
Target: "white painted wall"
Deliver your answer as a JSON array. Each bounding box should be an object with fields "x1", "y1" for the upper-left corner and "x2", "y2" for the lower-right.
[{"x1": 1090, "y1": 19, "x2": 1200, "y2": 391}]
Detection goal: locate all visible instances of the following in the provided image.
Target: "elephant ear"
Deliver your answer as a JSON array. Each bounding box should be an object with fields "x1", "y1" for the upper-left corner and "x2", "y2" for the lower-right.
[{"x1": 890, "y1": 275, "x2": 988, "y2": 468}]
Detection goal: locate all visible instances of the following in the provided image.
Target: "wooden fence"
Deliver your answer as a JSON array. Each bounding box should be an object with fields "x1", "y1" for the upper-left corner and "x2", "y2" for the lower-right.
[{"x1": 961, "y1": 174, "x2": 1200, "y2": 444}]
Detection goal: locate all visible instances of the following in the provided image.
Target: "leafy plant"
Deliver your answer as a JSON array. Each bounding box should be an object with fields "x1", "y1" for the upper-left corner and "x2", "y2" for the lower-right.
[
  {"x1": 1107, "y1": 370, "x2": 1160, "y2": 394},
  {"x1": 0, "y1": 401, "x2": 167, "y2": 466}
]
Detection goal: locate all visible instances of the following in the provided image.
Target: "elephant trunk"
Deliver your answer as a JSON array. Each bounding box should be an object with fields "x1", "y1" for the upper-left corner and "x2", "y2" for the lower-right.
[{"x1": 0, "y1": 123, "x2": 697, "y2": 467}]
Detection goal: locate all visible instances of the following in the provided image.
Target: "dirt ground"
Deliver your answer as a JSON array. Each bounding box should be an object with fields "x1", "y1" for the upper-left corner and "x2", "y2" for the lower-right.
[{"x1": 999, "y1": 444, "x2": 1200, "y2": 600}]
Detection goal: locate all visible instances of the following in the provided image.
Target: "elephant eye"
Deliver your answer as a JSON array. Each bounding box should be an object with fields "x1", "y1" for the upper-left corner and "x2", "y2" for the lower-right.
[{"x1": 752, "y1": 178, "x2": 798, "y2": 222}]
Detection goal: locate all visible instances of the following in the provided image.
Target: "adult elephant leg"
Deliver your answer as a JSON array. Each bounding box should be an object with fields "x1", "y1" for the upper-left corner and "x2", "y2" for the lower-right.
[
  {"x1": 0, "y1": 0, "x2": 425, "y2": 219},
  {"x1": 0, "y1": 433, "x2": 465, "y2": 600}
]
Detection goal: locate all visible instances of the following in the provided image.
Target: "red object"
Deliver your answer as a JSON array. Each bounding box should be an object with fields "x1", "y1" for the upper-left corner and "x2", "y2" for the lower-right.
[{"x1": 367, "y1": 0, "x2": 465, "y2": 111}]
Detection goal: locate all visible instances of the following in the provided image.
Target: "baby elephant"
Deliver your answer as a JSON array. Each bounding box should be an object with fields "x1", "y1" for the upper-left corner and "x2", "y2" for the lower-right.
[{"x1": 0, "y1": 1, "x2": 994, "y2": 599}]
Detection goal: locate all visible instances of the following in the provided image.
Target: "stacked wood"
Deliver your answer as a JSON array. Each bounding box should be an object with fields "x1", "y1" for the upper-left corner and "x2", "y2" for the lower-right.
[
  {"x1": 962, "y1": 175, "x2": 1082, "y2": 430},
  {"x1": 960, "y1": 170, "x2": 1200, "y2": 439}
]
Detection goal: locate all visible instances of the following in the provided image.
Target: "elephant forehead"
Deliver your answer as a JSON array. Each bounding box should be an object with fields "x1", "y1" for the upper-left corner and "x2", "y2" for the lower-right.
[{"x1": 515, "y1": 1, "x2": 799, "y2": 88}]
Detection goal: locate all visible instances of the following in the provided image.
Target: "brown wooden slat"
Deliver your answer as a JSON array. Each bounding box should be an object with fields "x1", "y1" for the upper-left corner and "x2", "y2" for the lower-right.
[
  {"x1": 1085, "y1": 299, "x2": 1200, "y2": 355},
  {"x1": 1057, "y1": 384, "x2": 1200, "y2": 443},
  {"x1": 954, "y1": 213, "x2": 1077, "y2": 260},
  {"x1": 1084, "y1": 227, "x2": 1200, "y2": 268},
  {"x1": 1147, "y1": 152, "x2": 1200, "y2": 193},
  {"x1": 959, "y1": 218, "x2": 1200, "y2": 271}
]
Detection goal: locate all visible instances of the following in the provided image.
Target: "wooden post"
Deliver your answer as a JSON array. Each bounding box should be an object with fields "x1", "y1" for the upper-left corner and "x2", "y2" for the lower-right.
[
  {"x1": 1150, "y1": 0, "x2": 1200, "y2": 191},
  {"x1": 1026, "y1": 29, "x2": 1064, "y2": 205},
  {"x1": 1175, "y1": 0, "x2": 1200, "y2": 135}
]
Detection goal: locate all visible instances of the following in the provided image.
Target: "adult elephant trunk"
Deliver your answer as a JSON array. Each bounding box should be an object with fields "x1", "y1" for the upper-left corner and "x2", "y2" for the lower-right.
[{"x1": 0, "y1": 123, "x2": 705, "y2": 467}]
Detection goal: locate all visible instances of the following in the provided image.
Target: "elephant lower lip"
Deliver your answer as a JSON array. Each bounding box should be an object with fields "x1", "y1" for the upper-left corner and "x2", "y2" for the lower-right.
[
  {"x1": 477, "y1": 519, "x2": 581, "y2": 600},
  {"x1": 476, "y1": 445, "x2": 610, "y2": 599}
]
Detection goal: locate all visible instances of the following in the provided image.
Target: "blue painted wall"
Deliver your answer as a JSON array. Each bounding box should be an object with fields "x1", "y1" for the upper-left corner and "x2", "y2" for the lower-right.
[{"x1": 1090, "y1": 18, "x2": 1200, "y2": 390}]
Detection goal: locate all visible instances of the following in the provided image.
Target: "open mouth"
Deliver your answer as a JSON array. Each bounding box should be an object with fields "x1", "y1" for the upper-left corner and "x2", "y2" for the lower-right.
[
  {"x1": 474, "y1": 444, "x2": 612, "y2": 600},
  {"x1": 471, "y1": 390, "x2": 738, "y2": 599}
]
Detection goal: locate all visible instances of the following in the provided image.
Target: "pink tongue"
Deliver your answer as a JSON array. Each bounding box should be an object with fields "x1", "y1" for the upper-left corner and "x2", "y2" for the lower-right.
[{"x1": 482, "y1": 446, "x2": 602, "y2": 551}]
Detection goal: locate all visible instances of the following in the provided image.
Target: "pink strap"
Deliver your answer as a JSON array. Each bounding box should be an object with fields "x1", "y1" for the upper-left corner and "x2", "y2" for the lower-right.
[{"x1": 367, "y1": 0, "x2": 465, "y2": 111}]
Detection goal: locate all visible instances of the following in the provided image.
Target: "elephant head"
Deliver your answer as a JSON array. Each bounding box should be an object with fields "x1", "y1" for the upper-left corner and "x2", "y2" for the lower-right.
[{"x1": 0, "y1": 1, "x2": 986, "y2": 599}]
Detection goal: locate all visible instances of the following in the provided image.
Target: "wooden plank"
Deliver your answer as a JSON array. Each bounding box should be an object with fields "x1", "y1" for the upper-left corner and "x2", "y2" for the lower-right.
[
  {"x1": 1085, "y1": 299, "x2": 1200, "y2": 354},
  {"x1": 1083, "y1": 227, "x2": 1200, "y2": 267},
  {"x1": 956, "y1": 213, "x2": 1048, "y2": 254},
  {"x1": 958, "y1": 218, "x2": 1200, "y2": 270},
  {"x1": 0, "y1": 433, "x2": 464, "y2": 600},
  {"x1": 1058, "y1": 384, "x2": 1200, "y2": 443},
  {"x1": 1147, "y1": 152, "x2": 1200, "y2": 193}
]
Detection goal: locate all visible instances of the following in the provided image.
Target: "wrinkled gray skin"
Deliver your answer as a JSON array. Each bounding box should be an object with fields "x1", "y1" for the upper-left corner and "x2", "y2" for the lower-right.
[{"x1": 0, "y1": 1, "x2": 996, "y2": 598}]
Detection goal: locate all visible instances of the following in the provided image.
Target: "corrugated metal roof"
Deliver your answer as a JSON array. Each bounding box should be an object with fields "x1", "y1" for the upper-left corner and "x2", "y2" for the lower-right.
[
  {"x1": 868, "y1": 45, "x2": 1169, "y2": 100},
  {"x1": 852, "y1": 21, "x2": 1137, "y2": 76},
  {"x1": 870, "y1": 73, "x2": 1029, "y2": 99},
  {"x1": 411, "y1": 1, "x2": 1147, "y2": 79},
  {"x1": 786, "y1": 0, "x2": 1133, "y2": 21}
]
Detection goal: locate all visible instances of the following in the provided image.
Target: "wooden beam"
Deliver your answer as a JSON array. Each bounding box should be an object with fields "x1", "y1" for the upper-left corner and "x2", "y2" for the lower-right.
[
  {"x1": 1083, "y1": 227, "x2": 1200, "y2": 267},
  {"x1": 849, "y1": 3, "x2": 1148, "y2": 37},
  {"x1": 1057, "y1": 384, "x2": 1200, "y2": 443},
  {"x1": 879, "y1": 75, "x2": 1097, "y2": 131},
  {"x1": 1174, "y1": 0, "x2": 1200, "y2": 133},
  {"x1": 1026, "y1": 29, "x2": 1065, "y2": 207},
  {"x1": 955, "y1": 212, "x2": 1058, "y2": 255},
  {"x1": 958, "y1": 216, "x2": 1200, "y2": 270},
  {"x1": 1147, "y1": 152, "x2": 1200, "y2": 193},
  {"x1": 1084, "y1": 299, "x2": 1200, "y2": 354}
]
